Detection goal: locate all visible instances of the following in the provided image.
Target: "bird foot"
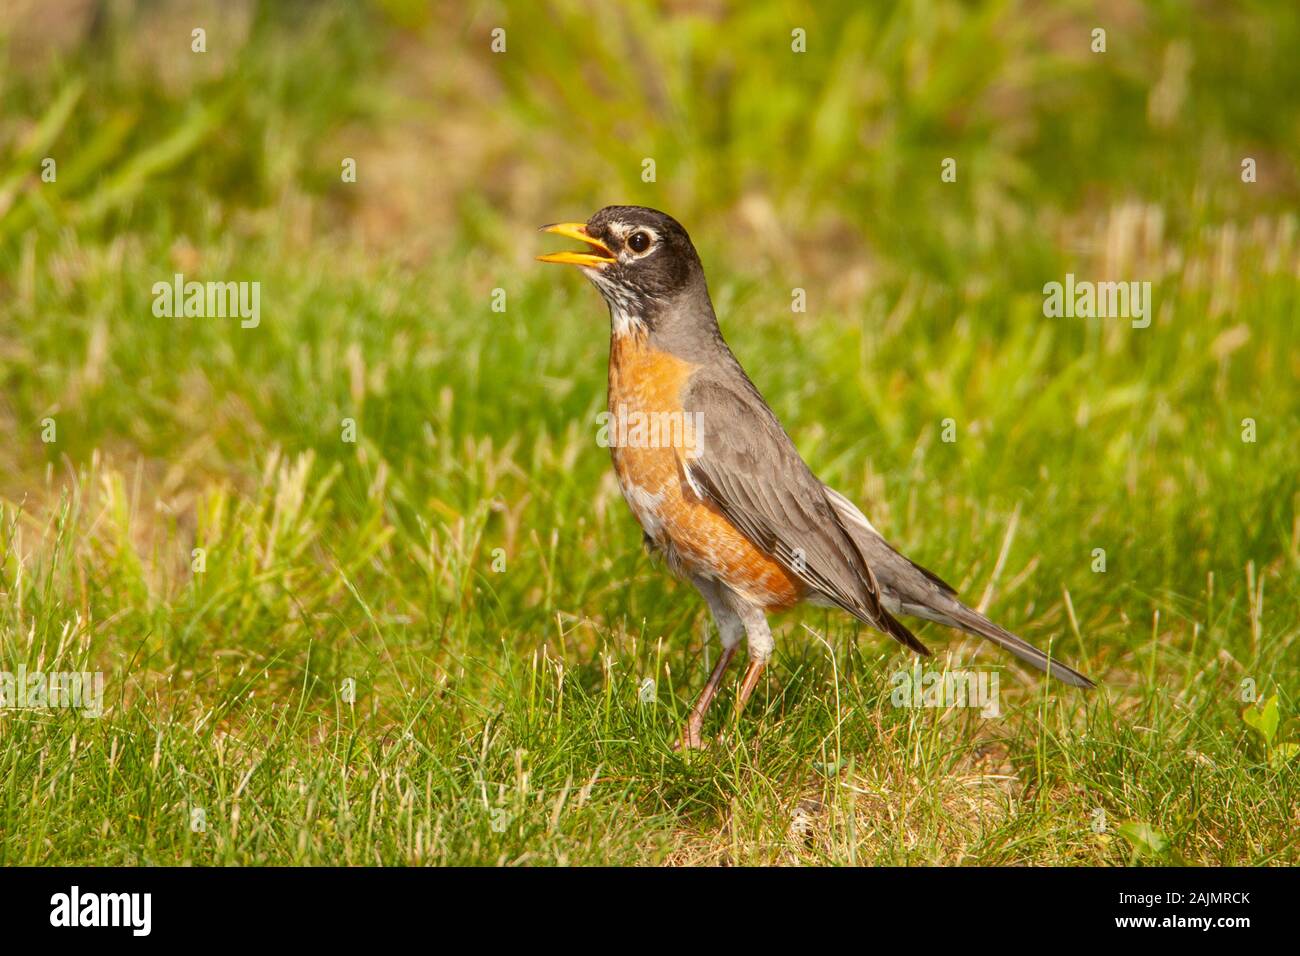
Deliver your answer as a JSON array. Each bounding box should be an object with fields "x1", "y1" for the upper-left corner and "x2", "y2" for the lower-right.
[{"x1": 673, "y1": 725, "x2": 712, "y2": 751}]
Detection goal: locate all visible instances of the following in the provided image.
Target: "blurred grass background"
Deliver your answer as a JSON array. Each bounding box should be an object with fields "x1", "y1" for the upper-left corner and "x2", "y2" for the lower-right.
[{"x1": 0, "y1": 0, "x2": 1297, "y2": 865}]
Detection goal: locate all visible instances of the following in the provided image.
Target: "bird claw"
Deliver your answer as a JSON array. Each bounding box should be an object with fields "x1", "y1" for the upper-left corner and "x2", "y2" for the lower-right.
[
  {"x1": 673, "y1": 726, "x2": 712, "y2": 751},
  {"x1": 673, "y1": 726, "x2": 735, "y2": 752}
]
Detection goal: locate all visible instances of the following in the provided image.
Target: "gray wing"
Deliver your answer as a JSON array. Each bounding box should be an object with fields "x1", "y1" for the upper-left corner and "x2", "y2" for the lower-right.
[{"x1": 682, "y1": 373, "x2": 928, "y2": 655}]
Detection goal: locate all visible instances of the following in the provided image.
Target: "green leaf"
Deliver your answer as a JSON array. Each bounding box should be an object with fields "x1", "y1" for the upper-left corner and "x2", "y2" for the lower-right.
[
  {"x1": 1269, "y1": 743, "x2": 1298, "y2": 770},
  {"x1": 1242, "y1": 694, "x2": 1280, "y2": 748},
  {"x1": 1118, "y1": 822, "x2": 1171, "y2": 858}
]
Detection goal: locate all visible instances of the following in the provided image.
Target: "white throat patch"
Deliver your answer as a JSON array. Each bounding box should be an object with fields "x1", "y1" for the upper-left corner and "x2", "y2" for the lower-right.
[
  {"x1": 609, "y1": 302, "x2": 645, "y2": 337},
  {"x1": 584, "y1": 267, "x2": 646, "y2": 337}
]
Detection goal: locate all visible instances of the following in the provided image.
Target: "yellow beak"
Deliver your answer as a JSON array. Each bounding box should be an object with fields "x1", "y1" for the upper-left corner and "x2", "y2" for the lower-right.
[{"x1": 537, "y1": 222, "x2": 616, "y2": 266}]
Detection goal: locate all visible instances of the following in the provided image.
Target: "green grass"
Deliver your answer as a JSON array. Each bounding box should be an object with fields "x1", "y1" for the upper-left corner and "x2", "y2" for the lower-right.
[{"x1": 0, "y1": 0, "x2": 1297, "y2": 865}]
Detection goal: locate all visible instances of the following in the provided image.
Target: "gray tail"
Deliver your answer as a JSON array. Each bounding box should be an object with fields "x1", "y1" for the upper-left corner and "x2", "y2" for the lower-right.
[
  {"x1": 941, "y1": 602, "x2": 1095, "y2": 688},
  {"x1": 821, "y1": 485, "x2": 1094, "y2": 688}
]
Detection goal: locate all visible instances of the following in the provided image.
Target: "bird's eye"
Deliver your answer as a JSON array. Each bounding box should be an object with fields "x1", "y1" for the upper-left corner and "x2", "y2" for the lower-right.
[{"x1": 628, "y1": 231, "x2": 651, "y2": 253}]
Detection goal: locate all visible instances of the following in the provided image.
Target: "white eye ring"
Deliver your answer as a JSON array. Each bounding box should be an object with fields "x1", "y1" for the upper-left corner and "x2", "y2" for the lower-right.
[{"x1": 628, "y1": 231, "x2": 652, "y2": 254}]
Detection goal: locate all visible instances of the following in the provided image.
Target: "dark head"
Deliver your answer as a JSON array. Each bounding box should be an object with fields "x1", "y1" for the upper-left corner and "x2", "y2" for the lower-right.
[{"x1": 538, "y1": 205, "x2": 713, "y2": 338}]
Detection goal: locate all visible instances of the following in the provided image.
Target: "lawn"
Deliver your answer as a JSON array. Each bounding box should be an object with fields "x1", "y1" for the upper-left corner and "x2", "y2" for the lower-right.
[{"x1": 0, "y1": 0, "x2": 1296, "y2": 865}]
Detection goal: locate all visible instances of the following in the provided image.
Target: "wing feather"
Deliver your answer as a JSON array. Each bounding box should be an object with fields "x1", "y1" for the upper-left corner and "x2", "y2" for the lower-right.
[{"x1": 682, "y1": 373, "x2": 928, "y2": 654}]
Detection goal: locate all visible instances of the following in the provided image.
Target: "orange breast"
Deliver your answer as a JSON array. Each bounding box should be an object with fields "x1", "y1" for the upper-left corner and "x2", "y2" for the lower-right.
[{"x1": 607, "y1": 331, "x2": 801, "y2": 610}]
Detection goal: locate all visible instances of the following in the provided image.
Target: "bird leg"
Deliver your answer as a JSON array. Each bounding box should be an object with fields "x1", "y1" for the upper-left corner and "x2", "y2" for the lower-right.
[
  {"x1": 734, "y1": 659, "x2": 766, "y2": 720},
  {"x1": 676, "y1": 643, "x2": 738, "y2": 750}
]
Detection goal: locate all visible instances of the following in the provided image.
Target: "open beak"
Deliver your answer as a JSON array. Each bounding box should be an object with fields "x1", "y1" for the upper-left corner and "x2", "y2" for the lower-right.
[{"x1": 537, "y1": 222, "x2": 616, "y2": 267}]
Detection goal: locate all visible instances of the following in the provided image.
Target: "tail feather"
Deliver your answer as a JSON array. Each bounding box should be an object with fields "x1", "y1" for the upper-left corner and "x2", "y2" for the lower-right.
[
  {"x1": 823, "y1": 484, "x2": 1095, "y2": 688},
  {"x1": 936, "y1": 602, "x2": 1095, "y2": 688}
]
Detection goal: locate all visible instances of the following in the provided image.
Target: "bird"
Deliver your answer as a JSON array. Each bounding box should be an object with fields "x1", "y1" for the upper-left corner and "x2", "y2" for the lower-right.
[{"x1": 539, "y1": 205, "x2": 1094, "y2": 749}]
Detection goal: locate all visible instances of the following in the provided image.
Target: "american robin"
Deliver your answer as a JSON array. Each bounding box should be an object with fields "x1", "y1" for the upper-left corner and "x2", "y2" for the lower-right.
[{"x1": 540, "y1": 205, "x2": 1093, "y2": 748}]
